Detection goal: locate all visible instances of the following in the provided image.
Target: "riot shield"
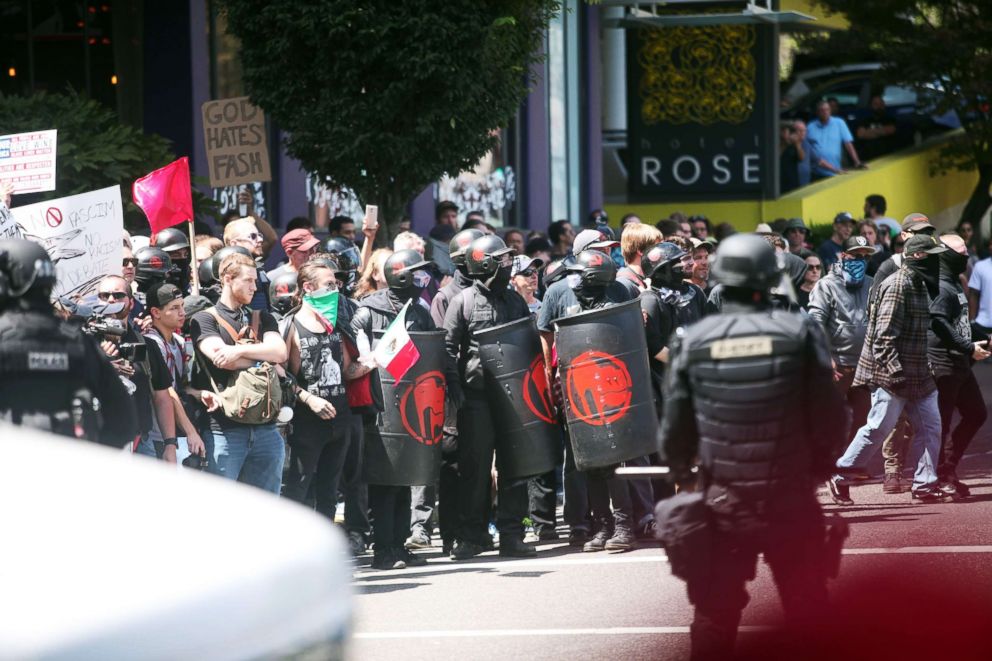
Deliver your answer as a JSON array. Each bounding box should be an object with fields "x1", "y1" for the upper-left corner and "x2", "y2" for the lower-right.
[
  {"x1": 363, "y1": 330, "x2": 446, "y2": 486},
  {"x1": 555, "y1": 298, "x2": 659, "y2": 470},
  {"x1": 476, "y1": 316, "x2": 560, "y2": 479}
]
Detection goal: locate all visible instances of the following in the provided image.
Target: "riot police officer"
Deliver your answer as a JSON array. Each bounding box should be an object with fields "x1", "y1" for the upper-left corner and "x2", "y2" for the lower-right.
[
  {"x1": 352, "y1": 249, "x2": 456, "y2": 570},
  {"x1": 430, "y1": 228, "x2": 485, "y2": 327},
  {"x1": 152, "y1": 226, "x2": 193, "y2": 293},
  {"x1": 0, "y1": 239, "x2": 138, "y2": 446},
  {"x1": 658, "y1": 234, "x2": 848, "y2": 659},
  {"x1": 443, "y1": 235, "x2": 535, "y2": 559}
]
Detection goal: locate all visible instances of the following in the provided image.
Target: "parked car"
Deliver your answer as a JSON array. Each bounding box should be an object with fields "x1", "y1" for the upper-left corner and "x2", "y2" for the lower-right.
[{"x1": 780, "y1": 62, "x2": 882, "y2": 108}]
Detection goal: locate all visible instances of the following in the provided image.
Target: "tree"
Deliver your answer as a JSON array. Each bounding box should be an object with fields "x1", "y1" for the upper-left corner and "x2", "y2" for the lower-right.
[
  {"x1": 805, "y1": 1, "x2": 992, "y2": 230},
  {"x1": 0, "y1": 91, "x2": 218, "y2": 233},
  {"x1": 217, "y1": 0, "x2": 560, "y2": 238}
]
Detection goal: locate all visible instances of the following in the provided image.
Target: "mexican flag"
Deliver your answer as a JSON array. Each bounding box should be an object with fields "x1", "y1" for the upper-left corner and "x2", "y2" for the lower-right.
[{"x1": 373, "y1": 299, "x2": 421, "y2": 381}]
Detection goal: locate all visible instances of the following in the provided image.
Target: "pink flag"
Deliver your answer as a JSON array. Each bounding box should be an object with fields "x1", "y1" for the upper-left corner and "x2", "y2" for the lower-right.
[{"x1": 132, "y1": 157, "x2": 194, "y2": 234}]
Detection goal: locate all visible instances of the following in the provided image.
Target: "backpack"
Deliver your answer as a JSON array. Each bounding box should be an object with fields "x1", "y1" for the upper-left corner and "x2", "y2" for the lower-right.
[{"x1": 198, "y1": 307, "x2": 282, "y2": 425}]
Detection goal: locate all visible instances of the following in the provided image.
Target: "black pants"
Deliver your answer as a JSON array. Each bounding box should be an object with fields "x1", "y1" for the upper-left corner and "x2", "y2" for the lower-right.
[
  {"x1": 625, "y1": 455, "x2": 657, "y2": 528},
  {"x1": 368, "y1": 484, "x2": 412, "y2": 551},
  {"x1": 687, "y1": 515, "x2": 828, "y2": 660},
  {"x1": 340, "y1": 412, "x2": 370, "y2": 537},
  {"x1": 437, "y1": 449, "x2": 459, "y2": 544},
  {"x1": 562, "y1": 430, "x2": 591, "y2": 532},
  {"x1": 936, "y1": 370, "x2": 988, "y2": 478},
  {"x1": 308, "y1": 412, "x2": 353, "y2": 517},
  {"x1": 456, "y1": 393, "x2": 528, "y2": 542},
  {"x1": 284, "y1": 412, "x2": 352, "y2": 505},
  {"x1": 586, "y1": 466, "x2": 632, "y2": 531},
  {"x1": 528, "y1": 469, "x2": 558, "y2": 533}
]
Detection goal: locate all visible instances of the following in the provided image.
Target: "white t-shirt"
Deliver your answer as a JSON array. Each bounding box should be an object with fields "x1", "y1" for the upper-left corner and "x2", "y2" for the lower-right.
[{"x1": 968, "y1": 257, "x2": 992, "y2": 327}]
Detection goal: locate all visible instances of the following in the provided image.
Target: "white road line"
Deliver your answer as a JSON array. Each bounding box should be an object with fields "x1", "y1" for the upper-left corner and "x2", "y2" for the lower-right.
[
  {"x1": 353, "y1": 545, "x2": 992, "y2": 579},
  {"x1": 354, "y1": 625, "x2": 773, "y2": 639}
]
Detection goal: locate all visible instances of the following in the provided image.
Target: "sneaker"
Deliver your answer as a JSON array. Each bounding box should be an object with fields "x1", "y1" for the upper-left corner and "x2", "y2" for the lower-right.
[
  {"x1": 347, "y1": 531, "x2": 367, "y2": 556},
  {"x1": 399, "y1": 549, "x2": 428, "y2": 567},
  {"x1": 605, "y1": 526, "x2": 635, "y2": 551},
  {"x1": 827, "y1": 476, "x2": 854, "y2": 506},
  {"x1": 567, "y1": 528, "x2": 590, "y2": 547},
  {"x1": 442, "y1": 539, "x2": 454, "y2": 556},
  {"x1": 450, "y1": 540, "x2": 484, "y2": 561},
  {"x1": 911, "y1": 486, "x2": 948, "y2": 503},
  {"x1": 954, "y1": 480, "x2": 971, "y2": 498},
  {"x1": 536, "y1": 527, "x2": 560, "y2": 541},
  {"x1": 405, "y1": 528, "x2": 431, "y2": 550},
  {"x1": 371, "y1": 549, "x2": 406, "y2": 570},
  {"x1": 499, "y1": 536, "x2": 537, "y2": 558},
  {"x1": 583, "y1": 528, "x2": 611, "y2": 552},
  {"x1": 883, "y1": 473, "x2": 902, "y2": 495},
  {"x1": 636, "y1": 519, "x2": 658, "y2": 540}
]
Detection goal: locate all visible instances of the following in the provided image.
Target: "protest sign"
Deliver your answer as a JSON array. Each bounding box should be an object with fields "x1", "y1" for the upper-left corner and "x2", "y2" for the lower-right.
[
  {"x1": 0, "y1": 130, "x2": 58, "y2": 194},
  {"x1": 11, "y1": 185, "x2": 123, "y2": 299},
  {"x1": 201, "y1": 97, "x2": 271, "y2": 188},
  {"x1": 0, "y1": 203, "x2": 19, "y2": 240}
]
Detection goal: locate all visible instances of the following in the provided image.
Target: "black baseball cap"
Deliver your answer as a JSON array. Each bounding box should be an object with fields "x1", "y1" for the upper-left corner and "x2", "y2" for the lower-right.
[
  {"x1": 904, "y1": 234, "x2": 948, "y2": 256},
  {"x1": 842, "y1": 236, "x2": 874, "y2": 254},
  {"x1": 146, "y1": 282, "x2": 183, "y2": 309},
  {"x1": 901, "y1": 212, "x2": 935, "y2": 233}
]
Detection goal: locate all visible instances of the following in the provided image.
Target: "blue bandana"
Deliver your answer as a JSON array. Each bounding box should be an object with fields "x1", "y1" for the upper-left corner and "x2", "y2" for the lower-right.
[{"x1": 841, "y1": 258, "x2": 866, "y2": 287}]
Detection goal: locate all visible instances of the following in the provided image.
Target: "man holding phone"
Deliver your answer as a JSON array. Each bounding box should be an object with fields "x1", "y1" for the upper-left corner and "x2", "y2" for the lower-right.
[{"x1": 929, "y1": 232, "x2": 990, "y2": 498}]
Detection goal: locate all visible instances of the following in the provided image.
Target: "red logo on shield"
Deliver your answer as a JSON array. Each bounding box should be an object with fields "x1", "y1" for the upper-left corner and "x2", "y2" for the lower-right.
[
  {"x1": 149, "y1": 255, "x2": 164, "y2": 270},
  {"x1": 399, "y1": 370, "x2": 445, "y2": 445},
  {"x1": 565, "y1": 350, "x2": 632, "y2": 426},
  {"x1": 522, "y1": 355, "x2": 555, "y2": 424}
]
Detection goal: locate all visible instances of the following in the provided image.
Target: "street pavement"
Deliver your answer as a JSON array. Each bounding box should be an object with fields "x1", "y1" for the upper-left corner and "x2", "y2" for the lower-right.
[{"x1": 349, "y1": 364, "x2": 992, "y2": 660}]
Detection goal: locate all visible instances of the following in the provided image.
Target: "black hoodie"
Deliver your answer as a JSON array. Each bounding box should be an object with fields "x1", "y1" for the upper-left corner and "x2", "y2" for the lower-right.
[{"x1": 927, "y1": 250, "x2": 973, "y2": 377}]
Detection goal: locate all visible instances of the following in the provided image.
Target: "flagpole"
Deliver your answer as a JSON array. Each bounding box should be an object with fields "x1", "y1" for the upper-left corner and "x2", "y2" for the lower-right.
[{"x1": 187, "y1": 219, "x2": 200, "y2": 296}]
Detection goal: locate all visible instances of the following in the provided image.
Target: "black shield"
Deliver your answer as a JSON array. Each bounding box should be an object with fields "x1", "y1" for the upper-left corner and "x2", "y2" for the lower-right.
[
  {"x1": 363, "y1": 330, "x2": 446, "y2": 486},
  {"x1": 555, "y1": 298, "x2": 659, "y2": 470},
  {"x1": 477, "y1": 316, "x2": 560, "y2": 479}
]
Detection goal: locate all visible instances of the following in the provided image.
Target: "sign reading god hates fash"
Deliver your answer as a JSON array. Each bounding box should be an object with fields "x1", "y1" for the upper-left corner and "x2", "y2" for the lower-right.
[{"x1": 201, "y1": 97, "x2": 271, "y2": 188}]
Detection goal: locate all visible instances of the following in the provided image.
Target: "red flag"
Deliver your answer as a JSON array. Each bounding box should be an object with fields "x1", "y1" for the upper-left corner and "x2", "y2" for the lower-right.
[{"x1": 132, "y1": 157, "x2": 194, "y2": 234}]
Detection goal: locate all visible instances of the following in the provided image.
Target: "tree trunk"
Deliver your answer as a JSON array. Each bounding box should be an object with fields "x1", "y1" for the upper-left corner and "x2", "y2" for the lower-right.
[
  {"x1": 959, "y1": 163, "x2": 992, "y2": 243},
  {"x1": 377, "y1": 188, "x2": 406, "y2": 249}
]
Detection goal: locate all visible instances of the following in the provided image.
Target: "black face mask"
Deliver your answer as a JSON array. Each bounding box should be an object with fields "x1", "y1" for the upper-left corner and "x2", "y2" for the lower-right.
[
  {"x1": 940, "y1": 249, "x2": 969, "y2": 277},
  {"x1": 652, "y1": 264, "x2": 683, "y2": 290},
  {"x1": 390, "y1": 284, "x2": 422, "y2": 303},
  {"x1": 575, "y1": 282, "x2": 608, "y2": 309},
  {"x1": 487, "y1": 265, "x2": 512, "y2": 291},
  {"x1": 907, "y1": 254, "x2": 940, "y2": 297}
]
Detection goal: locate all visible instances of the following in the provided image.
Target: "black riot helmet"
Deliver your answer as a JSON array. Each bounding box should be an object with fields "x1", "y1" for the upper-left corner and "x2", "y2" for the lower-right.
[
  {"x1": 566, "y1": 249, "x2": 617, "y2": 288},
  {"x1": 449, "y1": 229, "x2": 485, "y2": 268},
  {"x1": 210, "y1": 245, "x2": 253, "y2": 279},
  {"x1": 198, "y1": 255, "x2": 217, "y2": 287},
  {"x1": 710, "y1": 233, "x2": 783, "y2": 292},
  {"x1": 152, "y1": 227, "x2": 190, "y2": 258},
  {"x1": 323, "y1": 237, "x2": 361, "y2": 273},
  {"x1": 269, "y1": 271, "x2": 299, "y2": 315},
  {"x1": 641, "y1": 242, "x2": 687, "y2": 289},
  {"x1": 544, "y1": 259, "x2": 569, "y2": 287},
  {"x1": 0, "y1": 239, "x2": 57, "y2": 306},
  {"x1": 464, "y1": 235, "x2": 514, "y2": 278},
  {"x1": 135, "y1": 246, "x2": 178, "y2": 287},
  {"x1": 384, "y1": 249, "x2": 431, "y2": 290}
]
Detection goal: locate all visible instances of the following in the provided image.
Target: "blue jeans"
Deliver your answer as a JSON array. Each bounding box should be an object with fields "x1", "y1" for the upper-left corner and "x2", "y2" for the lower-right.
[
  {"x1": 204, "y1": 423, "x2": 285, "y2": 494},
  {"x1": 836, "y1": 387, "x2": 941, "y2": 490}
]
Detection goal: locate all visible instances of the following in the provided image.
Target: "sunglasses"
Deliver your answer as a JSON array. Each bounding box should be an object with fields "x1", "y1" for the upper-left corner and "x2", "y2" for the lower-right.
[
  {"x1": 122, "y1": 258, "x2": 138, "y2": 268},
  {"x1": 238, "y1": 232, "x2": 263, "y2": 242},
  {"x1": 98, "y1": 291, "x2": 129, "y2": 301},
  {"x1": 518, "y1": 269, "x2": 537, "y2": 278},
  {"x1": 807, "y1": 264, "x2": 822, "y2": 271}
]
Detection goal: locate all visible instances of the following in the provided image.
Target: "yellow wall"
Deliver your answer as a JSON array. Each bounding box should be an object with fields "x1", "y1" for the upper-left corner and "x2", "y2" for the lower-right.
[{"x1": 605, "y1": 132, "x2": 978, "y2": 231}]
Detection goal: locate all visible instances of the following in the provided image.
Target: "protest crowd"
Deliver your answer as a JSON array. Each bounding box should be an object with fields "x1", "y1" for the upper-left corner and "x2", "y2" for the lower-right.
[{"x1": 1, "y1": 168, "x2": 990, "y2": 655}]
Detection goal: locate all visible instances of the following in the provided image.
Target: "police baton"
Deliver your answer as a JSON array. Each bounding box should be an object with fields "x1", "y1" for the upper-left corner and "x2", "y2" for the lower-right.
[{"x1": 613, "y1": 466, "x2": 697, "y2": 479}]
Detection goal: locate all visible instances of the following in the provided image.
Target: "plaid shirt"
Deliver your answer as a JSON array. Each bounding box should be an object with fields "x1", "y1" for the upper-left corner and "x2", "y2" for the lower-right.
[{"x1": 854, "y1": 265, "x2": 936, "y2": 399}]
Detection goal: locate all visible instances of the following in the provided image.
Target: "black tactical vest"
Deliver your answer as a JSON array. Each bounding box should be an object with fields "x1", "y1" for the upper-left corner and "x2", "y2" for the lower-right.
[
  {"x1": 683, "y1": 309, "x2": 813, "y2": 502},
  {"x1": 0, "y1": 310, "x2": 101, "y2": 439}
]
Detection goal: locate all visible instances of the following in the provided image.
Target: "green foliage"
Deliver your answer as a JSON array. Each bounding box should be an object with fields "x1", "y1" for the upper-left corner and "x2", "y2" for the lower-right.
[
  {"x1": 0, "y1": 91, "x2": 218, "y2": 232},
  {"x1": 217, "y1": 0, "x2": 560, "y2": 226}
]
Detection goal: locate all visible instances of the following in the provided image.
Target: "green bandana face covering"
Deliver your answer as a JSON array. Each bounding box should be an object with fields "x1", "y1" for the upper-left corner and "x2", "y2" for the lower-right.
[{"x1": 304, "y1": 287, "x2": 339, "y2": 329}]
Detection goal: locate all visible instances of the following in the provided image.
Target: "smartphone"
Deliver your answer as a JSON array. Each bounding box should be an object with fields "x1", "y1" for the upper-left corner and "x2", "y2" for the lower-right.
[{"x1": 365, "y1": 204, "x2": 379, "y2": 231}]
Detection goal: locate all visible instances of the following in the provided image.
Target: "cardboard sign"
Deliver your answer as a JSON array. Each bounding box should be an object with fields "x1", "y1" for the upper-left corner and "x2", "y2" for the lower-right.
[
  {"x1": 0, "y1": 130, "x2": 58, "y2": 194},
  {"x1": 11, "y1": 185, "x2": 124, "y2": 299},
  {"x1": 201, "y1": 97, "x2": 271, "y2": 188}
]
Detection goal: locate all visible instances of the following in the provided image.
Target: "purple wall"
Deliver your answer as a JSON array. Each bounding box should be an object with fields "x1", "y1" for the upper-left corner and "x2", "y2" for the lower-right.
[
  {"x1": 524, "y1": 50, "x2": 551, "y2": 231},
  {"x1": 583, "y1": 5, "x2": 603, "y2": 215}
]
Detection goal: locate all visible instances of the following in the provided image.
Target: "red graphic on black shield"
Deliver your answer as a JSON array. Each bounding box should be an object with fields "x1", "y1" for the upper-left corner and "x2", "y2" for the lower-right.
[
  {"x1": 399, "y1": 370, "x2": 445, "y2": 445},
  {"x1": 565, "y1": 350, "x2": 632, "y2": 426},
  {"x1": 522, "y1": 355, "x2": 555, "y2": 424}
]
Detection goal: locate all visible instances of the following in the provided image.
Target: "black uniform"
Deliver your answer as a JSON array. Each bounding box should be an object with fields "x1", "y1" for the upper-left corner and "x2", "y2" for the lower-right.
[
  {"x1": 0, "y1": 308, "x2": 138, "y2": 447},
  {"x1": 662, "y1": 300, "x2": 847, "y2": 658},
  {"x1": 352, "y1": 289, "x2": 442, "y2": 561},
  {"x1": 443, "y1": 280, "x2": 531, "y2": 545}
]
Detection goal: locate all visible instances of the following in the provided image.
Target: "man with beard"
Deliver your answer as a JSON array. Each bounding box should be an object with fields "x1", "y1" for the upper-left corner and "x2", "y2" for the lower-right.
[
  {"x1": 223, "y1": 217, "x2": 271, "y2": 311},
  {"x1": 828, "y1": 234, "x2": 950, "y2": 505},
  {"x1": 928, "y1": 233, "x2": 990, "y2": 498},
  {"x1": 444, "y1": 235, "x2": 535, "y2": 560}
]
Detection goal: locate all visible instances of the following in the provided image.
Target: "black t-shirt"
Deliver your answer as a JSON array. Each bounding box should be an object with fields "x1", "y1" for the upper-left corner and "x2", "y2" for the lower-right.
[
  {"x1": 123, "y1": 322, "x2": 172, "y2": 434},
  {"x1": 780, "y1": 144, "x2": 800, "y2": 193},
  {"x1": 189, "y1": 301, "x2": 279, "y2": 428},
  {"x1": 537, "y1": 278, "x2": 632, "y2": 332},
  {"x1": 855, "y1": 113, "x2": 899, "y2": 161}
]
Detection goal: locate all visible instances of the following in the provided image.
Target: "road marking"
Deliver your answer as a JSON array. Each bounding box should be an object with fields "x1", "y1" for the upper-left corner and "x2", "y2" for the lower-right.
[
  {"x1": 354, "y1": 625, "x2": 773, "y2": 639},
  {"x1": 353, "y1": 545, "x2": 992, "y2": 579}
]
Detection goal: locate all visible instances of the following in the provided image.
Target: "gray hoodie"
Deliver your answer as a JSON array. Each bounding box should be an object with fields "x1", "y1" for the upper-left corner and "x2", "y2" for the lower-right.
[{"x1": 807, "y1": 263, "x2": 873, "y2": 366}]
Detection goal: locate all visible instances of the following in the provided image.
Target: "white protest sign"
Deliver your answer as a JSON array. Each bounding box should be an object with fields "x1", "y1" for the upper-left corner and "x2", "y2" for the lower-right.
[
  {"x1": 0, "y1": 130, "x2": 58, "y2": 194},
  {"x1": 11, "y1": 185, "x2": 123, "y2": 299},
  {"x1": 0, "y1": 202, "x2": 19, "y2": 240}
]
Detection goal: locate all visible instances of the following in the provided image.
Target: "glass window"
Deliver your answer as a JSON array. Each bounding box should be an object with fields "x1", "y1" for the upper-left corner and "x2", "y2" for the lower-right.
[
  {"x1": 882, "y1": 85, "x2": 917, "y2": 108},
  {"x1": 437, "y1": 130, "x2": 518, "y2": 228}
]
